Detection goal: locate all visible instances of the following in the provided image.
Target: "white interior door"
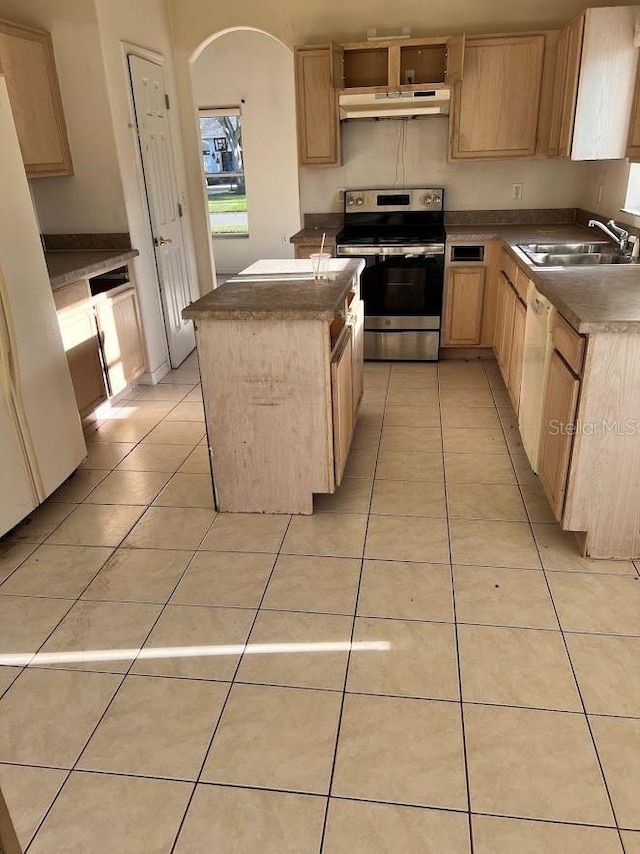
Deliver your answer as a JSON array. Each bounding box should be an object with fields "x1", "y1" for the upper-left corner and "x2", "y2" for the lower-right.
[{"x1": 128, "y1": 54, "x2": 196, "y2": 368}]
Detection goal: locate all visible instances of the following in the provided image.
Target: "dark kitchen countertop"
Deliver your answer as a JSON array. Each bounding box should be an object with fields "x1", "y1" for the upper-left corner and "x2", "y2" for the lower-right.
[
  {"x1": 45, "y1": 249, "x2": 139, "y2": 289},
  {"x1": 447, "y1": 225, "x2": 640, "y2": 333},
  {"x1": 183, "y1": 258, "x2": 364, "y2": 321},
  {"x1": 289, "y1": 226, "x2": 342, "y2": 244}
]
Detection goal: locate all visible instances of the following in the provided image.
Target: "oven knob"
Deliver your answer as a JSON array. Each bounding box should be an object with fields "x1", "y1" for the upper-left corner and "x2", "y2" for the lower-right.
[
  {"x1": 356, "y1": 196, "x2": 364, "y2": 206},
  {"x1": 346, "y1": 197, "x2": 355, "y2": 206},
  {"x1": 424, "y1": 194, "x2": 434, "y2": 206}
]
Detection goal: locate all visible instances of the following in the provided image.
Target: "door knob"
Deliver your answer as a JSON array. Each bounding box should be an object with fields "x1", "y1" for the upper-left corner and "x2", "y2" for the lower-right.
[{"x1": 154, "y1": 236, "x2": 173, "y2": 246}]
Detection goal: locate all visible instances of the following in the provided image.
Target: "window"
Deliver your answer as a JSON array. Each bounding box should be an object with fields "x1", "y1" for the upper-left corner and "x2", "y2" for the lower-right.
[
  {"x1": 623, "y1": 162, "x2": 640, "y2": 216},
  {"x1": 198, "y1": 108, "x2": 248, "y2": 237}
]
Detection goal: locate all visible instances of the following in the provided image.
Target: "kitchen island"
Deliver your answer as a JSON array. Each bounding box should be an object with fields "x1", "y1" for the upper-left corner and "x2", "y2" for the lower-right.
[{"x1": 183, "y1": 258, "x2": 365, "y2": 514}]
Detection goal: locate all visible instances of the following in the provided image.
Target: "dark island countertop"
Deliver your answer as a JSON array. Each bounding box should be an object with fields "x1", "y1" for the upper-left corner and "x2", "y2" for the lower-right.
[
  {"x1": 45, "y1": 249, "x2": 139, "y2": 289},
  {"x1": 447, "y1": 224, "x2": 640, "y2": 333},
  {"x1": 183, "y1": 258, "x2": 364, "y2": 321}
]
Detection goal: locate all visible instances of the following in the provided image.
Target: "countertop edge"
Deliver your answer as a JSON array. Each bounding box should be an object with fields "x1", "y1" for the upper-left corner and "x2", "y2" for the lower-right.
[{"x1": 48, "y1": 249, "x2": 140, "y2": 289}]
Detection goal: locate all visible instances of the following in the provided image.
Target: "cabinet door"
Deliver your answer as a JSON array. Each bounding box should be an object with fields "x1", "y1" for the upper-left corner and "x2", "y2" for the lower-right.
[
  {"x1": 445, "y1": 35, "x2": 465, "y2": 84},
  {"x1": 508, "y1": 296, "x2": 526, "y2": 414},
  {"x1": 627, "y1": 62, "x2": 640, "y2": 161},
  {"x1": 499, "y1": 281, "x2": 517, "y2": 387},
  {"x1": 349, "y1": 296, "x2": 364, "y2": 419},
  {"x1": 493, "y1": 273, "x2": 507, "y2": 363},
  {"x1": 443, "y1": 266, "x2": 486, "y2": 346},
  {"x1": 95, "y1": 288, "x2": 146, "y2": 397},
  {"x1": 57, "y1": 305, "x2": 107, "y2": 417},
  {"x1": 0, "y1": 21, "x2": 73, "y2": 176},
  {"x1": 295, "y1": 45, "x2": 341, "y2": 165},
  {"x1": 331, "y1": 328, "x2": 354, "y2": 488},
  {"x1": 538, "y1": 350, "x2": 580, "y2": 521},
  {"x1": 556, "y1": 15, "x2": 584, "y2": 157},
  {"x1": 450, "y1": 35, "x2": 545, "y2": 159}
]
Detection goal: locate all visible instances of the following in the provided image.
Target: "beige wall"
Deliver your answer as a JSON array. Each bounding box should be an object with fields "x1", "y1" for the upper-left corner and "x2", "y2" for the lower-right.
[
  {"x1": 301, "y1": 119, "x2": 588, "y2": 212},
  {"x1": 192, "y1": 30, "x2": 300, "y2": 273},
  {"x1": 94, "y1": 0, "x2": 202, "y2": 376},
  {"x1": 0, "y1": 0, "x2": 128, "y2": 232},
  {"x1": 579, "y1": 159, "x2": 640, "y2": 232}
]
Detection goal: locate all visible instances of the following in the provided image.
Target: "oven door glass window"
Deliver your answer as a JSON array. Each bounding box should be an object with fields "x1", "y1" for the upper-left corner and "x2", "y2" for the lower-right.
[{"x1": 361, "y1": 255, "x2": 444, "y2": 317}]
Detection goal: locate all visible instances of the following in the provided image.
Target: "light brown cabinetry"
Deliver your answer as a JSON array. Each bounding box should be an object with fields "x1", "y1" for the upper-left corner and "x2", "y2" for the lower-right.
[
  {"x1": 626, "y1": 61, "x2": 640, "y2": 161},
  {"x1": 340, "y1": 35, "x2": 464, "y2": 91},
  {"x1": 0, "y1": 19, "x2": 72, "y2": 176},
  {"x1": 56, "y1": 302, "x2": 107, "y2": 418},
  {"x1": 538, "y1": 349, "x2": 580, "y2": 521},
  {"x1": 348, "y1": 292, "x2": 365, "y2": 419},
  {"x1": 94, "y1": 287, "x2": 145, "y2": 397},
  {"x1": 443, "y1": 266, "x2": 486, "y2": 345},
  {"x1": 294, "y1": 45, "x2": 341, "y2": 165},
  {"x1": 449, "y1": 34, "x2": 545, "y2": 159},
  {"x1": 508, "y1": 296, "x2": 526, "y2": 412},
  {"x1": 493, "y1": 252, "x2": 527, "y2": 414},
  {"x1": 331, "y1": 326, "x2": 354, "y2": 487},
  {"x1": 53, "y1": 269, "x2": 146, "y2": 423},
  {"x1": 550, "y1": 7, "x2": 638, "y2": 161}
]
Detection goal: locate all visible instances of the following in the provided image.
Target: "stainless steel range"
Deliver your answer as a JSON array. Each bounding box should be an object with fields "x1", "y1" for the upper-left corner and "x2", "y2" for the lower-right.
[{"x1": 336, "y1": 187, "x2": 445, "y2": 361}]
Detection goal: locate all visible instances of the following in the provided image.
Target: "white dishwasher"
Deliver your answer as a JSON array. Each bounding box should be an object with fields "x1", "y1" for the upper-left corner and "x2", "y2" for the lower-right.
[{"x1": 518, "y1": 282, "x2": 554, "y2": 473}]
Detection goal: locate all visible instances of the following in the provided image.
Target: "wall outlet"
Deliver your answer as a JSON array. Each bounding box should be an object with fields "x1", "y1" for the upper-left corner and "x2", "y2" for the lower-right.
[
  {"x1": 512, "y1": 183, "x2": 524, "y2": 201},
  {"x1": 281, "y1": 234, "x2": 289, "y2": 245}
]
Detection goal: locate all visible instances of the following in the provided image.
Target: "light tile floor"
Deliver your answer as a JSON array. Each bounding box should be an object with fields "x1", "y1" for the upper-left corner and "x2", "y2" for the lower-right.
[{"x1": 1, "y1": 353, "x2": 640, "y2": 852}]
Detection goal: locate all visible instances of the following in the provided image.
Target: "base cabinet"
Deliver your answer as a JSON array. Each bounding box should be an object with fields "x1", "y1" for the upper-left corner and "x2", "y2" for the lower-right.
[
  {"x1": 95, "y1": 287, "x2": 145, "y2": 397},
  {"x1": 56, "y1": 303, "x2": 107, "y2": 418},
  {"x1": 538, "y1": 349, "x2": 580, "y2": 521},
  {"x1": 331, "y1": 326, "x2": 354, "y2": 487},
  {"x1": 54, "y1": 269, "x2": 146, "y2": 422},
  {"x1": 443, "y1": 266, "x2": 486, "y2": 345}
]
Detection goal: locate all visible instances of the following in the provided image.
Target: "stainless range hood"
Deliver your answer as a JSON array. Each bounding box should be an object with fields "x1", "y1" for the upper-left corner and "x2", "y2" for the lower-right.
[{"x1": 339, "y1": 89, "x2": 450, "y2": 120}]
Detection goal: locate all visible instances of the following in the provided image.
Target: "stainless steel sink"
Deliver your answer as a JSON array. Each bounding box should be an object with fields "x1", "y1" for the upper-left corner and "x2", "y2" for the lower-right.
[{"x1": 517, "y1": 242, "x2": 634, "y2": 267}]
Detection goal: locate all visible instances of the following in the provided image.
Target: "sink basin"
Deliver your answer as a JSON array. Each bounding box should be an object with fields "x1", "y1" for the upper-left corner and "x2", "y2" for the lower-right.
[
  {"x1": 517, "y1": 242, "x2": 634, "y2": 267},
  {"x1": 520, "y1": 242, "x2": 611, "y2": 255}
]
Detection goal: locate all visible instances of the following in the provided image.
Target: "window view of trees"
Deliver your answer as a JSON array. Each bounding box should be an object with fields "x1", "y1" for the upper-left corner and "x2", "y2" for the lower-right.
[{"x1": 199, "y1": 110, "x2": 248, "y2": 236}]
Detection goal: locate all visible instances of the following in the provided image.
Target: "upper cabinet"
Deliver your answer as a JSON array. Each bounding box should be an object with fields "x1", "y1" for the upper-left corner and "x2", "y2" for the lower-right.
[
  {"x1": 294, "y1": 34, "x2": 464, "y2": 166},
  {"x1": 449, "y1": 34, "x2": 545, "y2": 160},
  {"x1": 295, "y1": 44, "x2": 342, "y2": 166},
  {"x1": 548, "y1": 6, "x2": 638, "y2": 160},
  {"x1": 0, "y1": 19, "x2": 73, "y2": 177},
  {"x1": 339, "y1": 35, "x2": 464, "y2": 91},
  {"x1": 626, "y1": 59, "x2": 640, "y2": 160}
]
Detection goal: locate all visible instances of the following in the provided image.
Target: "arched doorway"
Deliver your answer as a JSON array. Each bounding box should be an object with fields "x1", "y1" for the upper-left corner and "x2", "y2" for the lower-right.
[{"x1": 190, "y1": 28, "x2": 301, "y2": 275}]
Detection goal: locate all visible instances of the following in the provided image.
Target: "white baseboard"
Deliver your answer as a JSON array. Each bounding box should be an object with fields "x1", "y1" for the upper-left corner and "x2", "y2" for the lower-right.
[{"x1": 138, "y1": 362, "x2": 171, "y2": 385}]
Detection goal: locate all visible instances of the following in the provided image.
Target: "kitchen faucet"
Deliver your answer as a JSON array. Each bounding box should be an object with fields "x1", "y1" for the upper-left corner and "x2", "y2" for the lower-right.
[{"x1": 588, "y1": 218, "x2": 630, "y2": 253}]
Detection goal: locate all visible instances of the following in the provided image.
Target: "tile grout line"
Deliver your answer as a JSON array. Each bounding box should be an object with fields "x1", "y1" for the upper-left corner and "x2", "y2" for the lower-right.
[
  {"x1": 487, "y1": 367, "x2": 628, "y2": 851},
  {"x1": 22, "y1": 453, "x2": 219, "y2": 852},
  {"x1": 444, "y1": 362, "x2": 476, "y2": 854},
  {"x1": 318, "y1": 365, "x2": 390, "y2": 853},
  {"x1": 167, "y1": 514, "x2": 294, "y2": 853}
]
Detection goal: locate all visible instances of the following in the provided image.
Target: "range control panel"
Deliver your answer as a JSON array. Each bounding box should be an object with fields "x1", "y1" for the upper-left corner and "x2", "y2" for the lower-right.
[{"x1": 344, "y1": 188, "x2": 444, "y2": 213}]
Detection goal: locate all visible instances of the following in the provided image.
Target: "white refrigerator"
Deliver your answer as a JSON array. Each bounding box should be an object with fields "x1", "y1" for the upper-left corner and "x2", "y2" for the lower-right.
[{"x1": 0, "y1": 75, "x2": 86, "y2": 537}]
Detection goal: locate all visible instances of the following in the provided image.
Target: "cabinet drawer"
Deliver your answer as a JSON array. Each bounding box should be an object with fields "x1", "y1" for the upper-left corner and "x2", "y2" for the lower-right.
[
  {"x1": 552, "y1": 313, "x2": 585, "y2": 375},
  {"x1": 53, "y1": 280, "x2": 90, "y2": 312},
  {"x1": 500, "y1": 248, "x2": 518, "y2": 285}
]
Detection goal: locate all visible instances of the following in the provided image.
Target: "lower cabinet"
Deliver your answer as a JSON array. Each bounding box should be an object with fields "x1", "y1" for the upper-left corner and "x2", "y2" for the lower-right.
[
  {"x1": 331, "y1": 326, "x2": 354, "y2": 487},
  {"x1": 54, "y1": 271, "x2": 146, "y2": 424},
  {"x1": 56, "y1": 303, "x2": 107, "y2": 418},
  {"x1": 94, "y1": 287, "x2": 146, "y2": 396},
  {"x1": 493, "y1": 265, "x2": 526, "y2": 415},
  {"x1": 348, "y1": 293, "x2": 365, "y2": 419},
  {"x1": 508, "y1": 296, "x2": 526, "y2": 412},
  {"x1": 538, "y1": 349, "x2": 580, "y2": 521},
  {"x1": 443, "y1": 266, "x2": 486, "y2": 345}
]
